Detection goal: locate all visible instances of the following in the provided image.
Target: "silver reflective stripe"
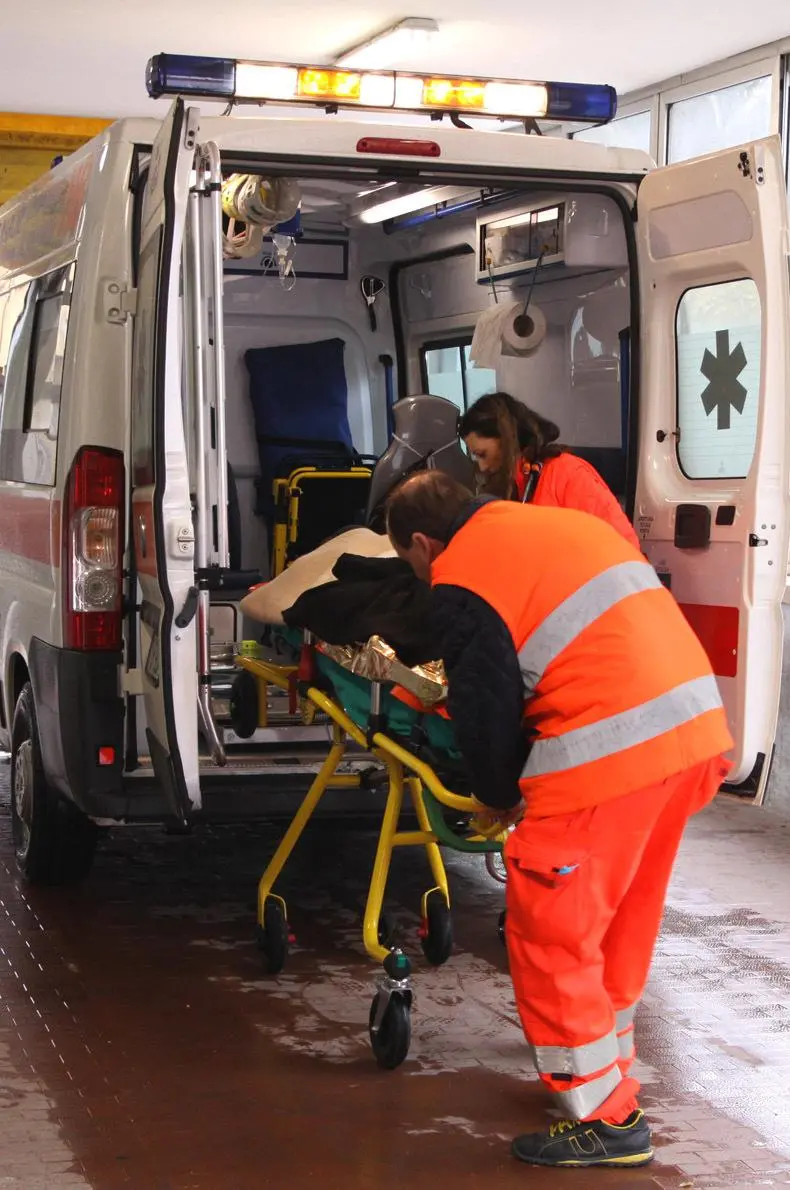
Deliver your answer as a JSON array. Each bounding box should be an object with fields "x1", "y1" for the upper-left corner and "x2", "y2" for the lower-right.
[
  {"x1": 553, "y1": 1066, "x2": 623, "y2": 1120},
  {"x1": 533, "y1": 1030, "x2": 619, "y2": 1077},
  {"x1": 617, "y1": 1031, "x2": 635, "y2": 1061},
  {"x1": 518, "y1": 562, "x2": 662, "y2": 695},
  {"x1": 615, "y1": 1004, "x2": 637, "y2": 1033},
  {"x1": 523, "y1": 673, "x2": 723, "y2": 779}
]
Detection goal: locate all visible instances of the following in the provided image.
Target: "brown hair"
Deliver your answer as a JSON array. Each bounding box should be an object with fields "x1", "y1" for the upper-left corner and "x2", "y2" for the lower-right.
[
  {"x1": 458, "y1": 392, "x2": 562, "y2": 499},
  {"x1": 385, "y1": 471, "x2": 475, "y2": 549}
]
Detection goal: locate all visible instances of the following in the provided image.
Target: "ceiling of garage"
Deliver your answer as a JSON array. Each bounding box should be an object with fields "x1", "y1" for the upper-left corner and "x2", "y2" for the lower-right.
[{"x1": 1, "y1": 0, "x2": 788, "y2": 119}]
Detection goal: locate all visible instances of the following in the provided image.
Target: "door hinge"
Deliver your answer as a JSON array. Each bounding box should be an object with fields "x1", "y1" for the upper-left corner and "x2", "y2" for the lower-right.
[
  {"x1": 122, "y1": 668, "x2": 145, "y2": 696},
  {"x1": 103, "y1": 281, "x2": 138, "y2": 324}
]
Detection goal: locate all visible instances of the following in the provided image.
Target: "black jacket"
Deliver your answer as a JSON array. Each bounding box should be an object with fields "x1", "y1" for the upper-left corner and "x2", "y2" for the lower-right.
[
  {"x1": 283, "y1": 554, "x2": 438, "y2": 668},
  {"x1": 432, "y1": 498, "x2": 527, "y2": 812}
]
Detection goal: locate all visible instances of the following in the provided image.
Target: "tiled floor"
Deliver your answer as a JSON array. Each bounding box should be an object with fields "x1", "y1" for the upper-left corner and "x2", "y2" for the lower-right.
[{"x1": 1, "y1": 760, "x2": 789, "y2": 1189}]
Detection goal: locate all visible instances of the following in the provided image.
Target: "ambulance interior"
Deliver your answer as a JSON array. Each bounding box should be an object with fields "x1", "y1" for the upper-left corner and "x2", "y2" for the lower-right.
[{"x1": 169, "y1": 159, "x2": 634, "y2": 777}]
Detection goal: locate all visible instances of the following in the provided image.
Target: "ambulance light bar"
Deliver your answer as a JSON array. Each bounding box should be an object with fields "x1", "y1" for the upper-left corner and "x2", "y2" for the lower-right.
[{"x1": 146, "y1": 54, "x2": 617, "y2": 123}]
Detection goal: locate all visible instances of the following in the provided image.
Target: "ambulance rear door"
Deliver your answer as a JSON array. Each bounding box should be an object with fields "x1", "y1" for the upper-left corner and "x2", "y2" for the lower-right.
[
  {"x1": 634, "y1": 135, "x2": 790, "y2": 798},
  {"x1": 131, "y1": 97, "x2": 200, "y2": 819}
]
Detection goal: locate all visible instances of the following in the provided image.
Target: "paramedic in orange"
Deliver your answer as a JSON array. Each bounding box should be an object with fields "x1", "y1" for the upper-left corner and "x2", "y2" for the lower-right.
[
  {"x1": 459, "y1": 392, "x2": 641, "y2": 550},
  {"x1": 386, "y1": 471, "x2": 732, "y2": 1170}
]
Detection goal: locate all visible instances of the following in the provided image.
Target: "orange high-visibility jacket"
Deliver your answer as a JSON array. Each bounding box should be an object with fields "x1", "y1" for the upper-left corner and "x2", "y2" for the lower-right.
[
  {"x1": 514, "y1": 453, "x2": 642, "y2": 552},
  {"x1": 431, "y1": 499, "x2": 733, "y2": 818}
]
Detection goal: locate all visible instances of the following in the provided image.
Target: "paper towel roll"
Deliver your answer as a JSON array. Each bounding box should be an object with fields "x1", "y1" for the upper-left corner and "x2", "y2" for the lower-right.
[
  {"x1": 501, "y1": 303, "x2": 546, "y2": 357},
  {"x1": 470, "y1": 300, "x2": 546, "y2": 368}
]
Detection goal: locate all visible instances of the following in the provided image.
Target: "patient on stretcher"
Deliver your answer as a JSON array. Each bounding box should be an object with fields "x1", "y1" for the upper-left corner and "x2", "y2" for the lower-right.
[{"x1": 239, "y1": 525, "x2": 461, "y2": 768}]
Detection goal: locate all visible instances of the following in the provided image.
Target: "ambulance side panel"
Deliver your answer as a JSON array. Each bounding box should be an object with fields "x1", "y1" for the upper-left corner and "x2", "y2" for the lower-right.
[{"x1": 0, "y1": 134, "x2": 136, "y2": 815}]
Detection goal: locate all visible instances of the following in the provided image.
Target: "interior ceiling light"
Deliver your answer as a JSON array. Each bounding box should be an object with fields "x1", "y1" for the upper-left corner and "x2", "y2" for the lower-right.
[
  {"x1": 333, "y1": 18, "x2": 440, "y2": 71},
  {"x1": 357, "y1": 185, "x2": 472, "y2": 225}
]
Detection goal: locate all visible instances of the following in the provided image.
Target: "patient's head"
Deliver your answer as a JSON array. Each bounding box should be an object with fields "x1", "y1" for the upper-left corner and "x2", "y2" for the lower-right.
[{"x1": 385, "y1": 471, "x2": 475, "y2": 582}]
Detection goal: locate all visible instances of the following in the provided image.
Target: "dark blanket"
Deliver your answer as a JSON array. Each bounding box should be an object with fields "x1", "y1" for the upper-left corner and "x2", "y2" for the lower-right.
[{"x1": 282, "y1": 554, "x2": 437, "y2": 667}]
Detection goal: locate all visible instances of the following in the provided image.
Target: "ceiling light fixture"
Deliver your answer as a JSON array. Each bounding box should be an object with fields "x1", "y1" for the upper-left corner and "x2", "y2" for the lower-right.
[
  {"x1": 358, "y1": 185, "x2": 471, "y2": 225},
  {"x1": 333, "y1": 17, "x2": 440, "y2": 71}
]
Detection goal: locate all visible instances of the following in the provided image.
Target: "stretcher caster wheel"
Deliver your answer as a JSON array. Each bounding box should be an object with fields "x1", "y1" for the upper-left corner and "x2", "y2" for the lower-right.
[
  {"x1": 230, "y1": 671, "x2": 259, "y2": 740},
  {"x1": 498, "y1": 909, "x2": 507, "y2": 946},
  {"x1": 256, "y1": 898, "x2": 289, "y2": 974},
  {"x1": 420, "y1": 891, "x2": 453, "y2": 967},
  {"x1": 369, "y1": 993, "x2": 411, "y2": 1070}
]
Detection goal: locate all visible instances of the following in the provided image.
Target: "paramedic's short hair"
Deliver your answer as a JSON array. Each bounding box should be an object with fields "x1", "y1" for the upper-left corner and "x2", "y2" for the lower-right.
[{"x1": 385, "y1": 471, "x2": 475, "y2": 549}]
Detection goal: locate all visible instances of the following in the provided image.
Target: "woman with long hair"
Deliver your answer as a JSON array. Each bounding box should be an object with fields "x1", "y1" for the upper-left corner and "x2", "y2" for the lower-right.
[{"x1": 458, "y1": 392, "x2": 640, "y2": 549}]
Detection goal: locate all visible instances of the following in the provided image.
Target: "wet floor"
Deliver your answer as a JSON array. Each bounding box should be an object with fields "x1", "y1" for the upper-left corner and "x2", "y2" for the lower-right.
[{"x1": 1, "y1": 761, "x2": 789, "y2": 1190}]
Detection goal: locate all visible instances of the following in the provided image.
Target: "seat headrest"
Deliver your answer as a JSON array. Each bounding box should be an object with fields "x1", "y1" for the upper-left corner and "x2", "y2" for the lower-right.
[{"x1": 366, "y1": 395, "x2": 476, "y2": 530}]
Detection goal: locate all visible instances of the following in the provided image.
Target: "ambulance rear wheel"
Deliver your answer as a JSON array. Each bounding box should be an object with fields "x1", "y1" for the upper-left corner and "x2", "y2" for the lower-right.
[
  {"x1": 369, "y1": 993, "x2": 411, "y2": 1070},
  {"x1": 420, "y1": 890, "x2": 453, "y2": 966},
  {"x1": 10, "y1": 683, "x2": 97, "y2": 885},
  {"x1": 256, "y1": 898, "x2": 289, "y2": 974}
]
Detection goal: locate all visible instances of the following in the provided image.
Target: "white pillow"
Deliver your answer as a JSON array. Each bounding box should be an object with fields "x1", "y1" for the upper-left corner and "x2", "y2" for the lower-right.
[{"x1": 241, "y1": 528, "x2": 397, "y2": 625}]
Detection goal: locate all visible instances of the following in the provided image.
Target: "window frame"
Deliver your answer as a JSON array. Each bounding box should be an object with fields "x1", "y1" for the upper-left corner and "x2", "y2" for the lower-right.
[
  {"x1": 0, "y1": 263, "x2": 74, "y2": 488},
  {"x1": 659, "y1": 56, "x2": 780, "y2": 166},
  {"x1": 419, "y1": 335, "x2": 476, "y2": 412}
]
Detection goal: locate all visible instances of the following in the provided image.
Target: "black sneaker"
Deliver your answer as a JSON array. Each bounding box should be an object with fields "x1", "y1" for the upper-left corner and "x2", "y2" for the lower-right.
[{"x1": 511, "y1": 1110, "x2": 654, "y2": 1168}]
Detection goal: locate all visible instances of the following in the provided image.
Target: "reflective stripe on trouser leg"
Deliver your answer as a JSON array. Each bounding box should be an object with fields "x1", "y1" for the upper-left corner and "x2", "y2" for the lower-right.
[
  {"x1": 532, "y1": 1029, "x2": 619, "y2": 1077},
  {"x1": 549, "y1": 1066, "x2": 624, "y2": 1120},
  {"x1": 615, "y1": 1004, "x2": 637, "y2": 1066},
  {"x1": 532, "y1": 1029, "x2": 623, "y2": 1119}
]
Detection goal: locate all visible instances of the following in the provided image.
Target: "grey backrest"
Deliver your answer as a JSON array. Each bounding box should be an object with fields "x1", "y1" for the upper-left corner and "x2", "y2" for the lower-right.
[{"x1": 366, "y1": 395, "x2": 476, "y2": 530}]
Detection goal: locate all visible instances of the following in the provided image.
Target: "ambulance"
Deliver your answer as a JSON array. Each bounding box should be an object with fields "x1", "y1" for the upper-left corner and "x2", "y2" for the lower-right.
[{"x1": 0, "y1": 52, "x2": 787, "y2": 883}]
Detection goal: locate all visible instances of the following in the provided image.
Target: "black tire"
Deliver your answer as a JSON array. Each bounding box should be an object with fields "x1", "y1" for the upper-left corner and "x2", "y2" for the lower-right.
[
  {"x1": 256, "y1": 898, "x2": 289, "y2": 974},
  {"x1": 369, "y1": 993, "x2": 411, "y2": 1070},
  {"x1": 420, "y1": 890, "x2": 453, "y2": 967},
  {"x1": 10, "y1": 683, "x2": 97, "y2": 885},
  {"x1": 498, "y1": 909, "x2": 507, "y2": 946},
  {"x1": 229, "y1": 671, "x2": 259, "y2": 740}
]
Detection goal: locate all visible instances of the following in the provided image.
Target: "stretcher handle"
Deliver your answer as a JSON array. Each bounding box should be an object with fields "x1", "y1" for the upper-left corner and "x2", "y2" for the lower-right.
[
  {"x1": 371, "y1": 731, "x2": 479, "y2": 814},
  {"x1": 419, "y1": 787, "x2": 505, "y2": 854}
]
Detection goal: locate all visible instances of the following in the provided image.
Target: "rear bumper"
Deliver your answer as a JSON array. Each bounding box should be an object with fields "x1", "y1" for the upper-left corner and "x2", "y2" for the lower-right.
[{"x1": 29, "y1": 638, "x2": 125, "y2": 817}]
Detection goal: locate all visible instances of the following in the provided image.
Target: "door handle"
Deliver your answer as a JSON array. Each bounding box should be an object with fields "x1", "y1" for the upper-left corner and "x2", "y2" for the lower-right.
[{"x1": 175, "y1": 586, "x2": 199, "y2": 628}]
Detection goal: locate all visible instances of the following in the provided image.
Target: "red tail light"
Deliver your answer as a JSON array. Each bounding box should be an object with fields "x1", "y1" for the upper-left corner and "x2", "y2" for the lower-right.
[{"x1": 63, "y1": 447, "x2": 125, "y2": 651}]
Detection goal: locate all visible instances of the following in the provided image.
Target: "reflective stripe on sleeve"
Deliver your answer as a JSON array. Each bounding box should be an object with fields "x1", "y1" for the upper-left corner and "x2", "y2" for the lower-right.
[
  {"x1": 522, "y1": 673, "x2": 723, "y2": 779},
  {"x1": 518, "y1": 561, "x2": 662, "y2": 696}
]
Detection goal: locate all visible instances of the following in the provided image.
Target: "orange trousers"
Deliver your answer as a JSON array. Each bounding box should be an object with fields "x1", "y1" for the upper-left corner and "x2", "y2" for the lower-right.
[{"x1": 504, "y1": 756, "x2": 728, "y2": 1122}]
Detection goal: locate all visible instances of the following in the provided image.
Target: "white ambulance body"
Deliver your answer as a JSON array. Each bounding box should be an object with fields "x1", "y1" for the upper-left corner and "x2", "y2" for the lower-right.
[{"x1": 0, "y1": 56, "x2": 788, "y2": 883}]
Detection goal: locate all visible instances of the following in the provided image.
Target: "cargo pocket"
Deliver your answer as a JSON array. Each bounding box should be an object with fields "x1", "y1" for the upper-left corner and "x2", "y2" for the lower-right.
[{"x1": 505, "y1": 831, "x2": 591, "y2": 948}]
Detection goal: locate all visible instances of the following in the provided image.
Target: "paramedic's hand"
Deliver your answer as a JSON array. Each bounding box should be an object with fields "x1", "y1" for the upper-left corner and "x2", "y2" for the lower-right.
[{"x1": 469, "y1": 796, "x2": 524, "y2": 833}]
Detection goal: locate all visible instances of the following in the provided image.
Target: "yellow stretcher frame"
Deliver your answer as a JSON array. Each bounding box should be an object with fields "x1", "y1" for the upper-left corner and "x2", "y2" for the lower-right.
[
  {"x1": 270, "y1": 465, "x2": 373, "y2": 577},
  {"x1": 236, "y1": 653, "x2": 505, "y2": 966}
]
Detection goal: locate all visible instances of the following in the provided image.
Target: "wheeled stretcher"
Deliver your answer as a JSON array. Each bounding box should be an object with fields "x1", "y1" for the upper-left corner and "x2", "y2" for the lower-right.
[{"x1": 233, "y1": 629, "x2": 507, "y2": 1069}]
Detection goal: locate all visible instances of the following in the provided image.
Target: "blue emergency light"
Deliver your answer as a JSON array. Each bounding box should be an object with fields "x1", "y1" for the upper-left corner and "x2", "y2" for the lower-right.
[{"x1": 146, "y1": 53, "x2": 617, "y2": 124}]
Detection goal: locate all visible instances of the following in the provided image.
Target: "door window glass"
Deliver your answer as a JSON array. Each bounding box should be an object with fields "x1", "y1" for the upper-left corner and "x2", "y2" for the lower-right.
[
  {"x1": 667, "y1": 76, "x2": 772, "y2": 164},
  {"x1": 676, "y1": 278, "x2": 761, "y2": 479},
  {"x1": 422, "y1": 340, "x2": 496, "y2": 416}
]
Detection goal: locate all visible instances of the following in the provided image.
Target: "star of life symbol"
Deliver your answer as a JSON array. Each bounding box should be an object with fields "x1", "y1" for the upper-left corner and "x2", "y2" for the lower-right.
[{"x1": 699, "y1": 329, "x2": 747, "y2": 431}]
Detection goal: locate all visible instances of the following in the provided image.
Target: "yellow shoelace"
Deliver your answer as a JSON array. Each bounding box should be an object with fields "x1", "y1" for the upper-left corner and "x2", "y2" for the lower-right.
[{"x1": 548, "y1": 1120, "x2": 581, "y2": 1138}]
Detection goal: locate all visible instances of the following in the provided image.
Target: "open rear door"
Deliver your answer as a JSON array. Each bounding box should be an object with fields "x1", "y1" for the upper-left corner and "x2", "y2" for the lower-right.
[
  {"x1": 131, "y1": 98, "x2": 200, "y2": 818},
  {"x1": 635, "y1": 136, "x2": 790, "y2": 798}
]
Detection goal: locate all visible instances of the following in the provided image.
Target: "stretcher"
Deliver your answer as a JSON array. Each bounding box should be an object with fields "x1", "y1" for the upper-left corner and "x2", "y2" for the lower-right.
[
  {"x1": 233, "y1": 629, "x2": 507, "y2": 1069},
  {"x1": 270, "y1": 463, "x2": 374, "y2": 576}
]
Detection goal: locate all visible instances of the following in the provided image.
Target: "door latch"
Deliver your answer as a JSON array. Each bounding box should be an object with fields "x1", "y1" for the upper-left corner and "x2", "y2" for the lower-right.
[{"x1": 749, "y1": 533, "x2": 768, "y2": 547}]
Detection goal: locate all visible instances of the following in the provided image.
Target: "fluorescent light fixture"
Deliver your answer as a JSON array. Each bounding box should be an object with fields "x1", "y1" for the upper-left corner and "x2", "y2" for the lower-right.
[
  {"x1": 334, "y1": 18, "x2": 440, "y2": 70},
  {"x1": 358, "y1": 185, "x2": 471, "y2": 225}
]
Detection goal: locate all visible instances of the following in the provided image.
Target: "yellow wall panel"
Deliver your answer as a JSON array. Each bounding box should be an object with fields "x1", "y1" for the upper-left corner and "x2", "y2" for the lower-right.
[{"x1": 0, "y1": 112, "x2": 113, "y2": 204}]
